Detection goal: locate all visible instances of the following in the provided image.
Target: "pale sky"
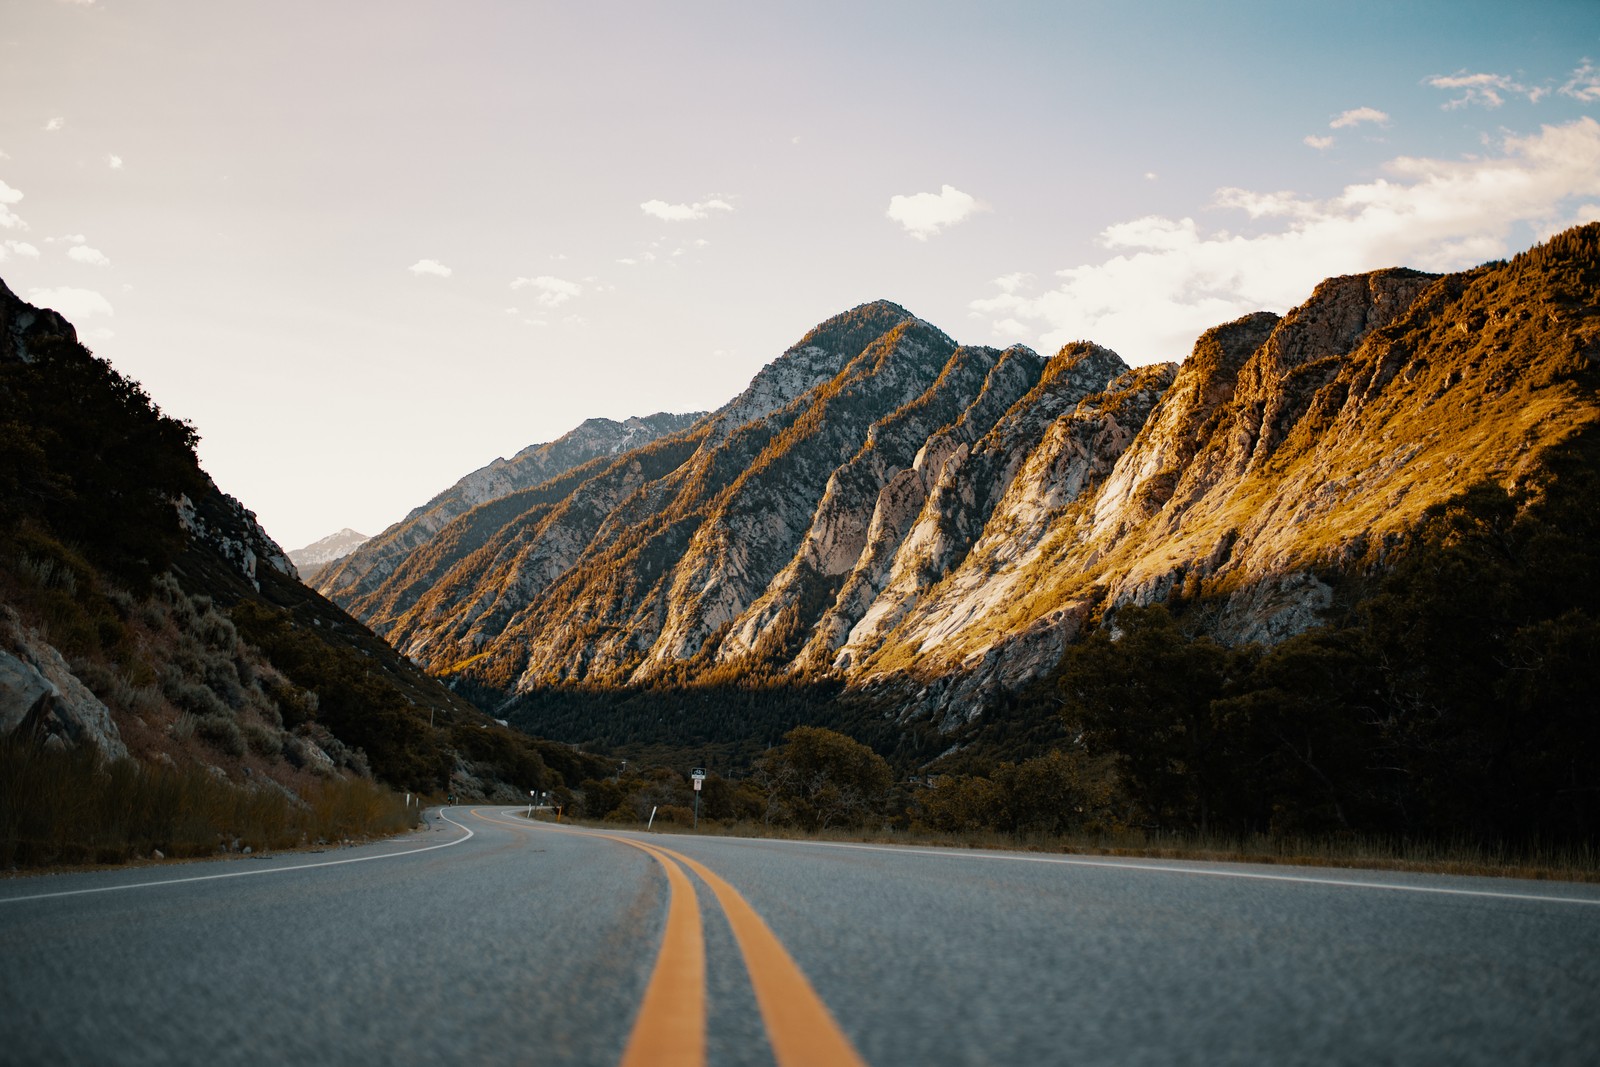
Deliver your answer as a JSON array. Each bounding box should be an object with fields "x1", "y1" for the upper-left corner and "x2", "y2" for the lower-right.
[{"x1": 3, "y1": 0, "x2": 1598, "y2": 549}]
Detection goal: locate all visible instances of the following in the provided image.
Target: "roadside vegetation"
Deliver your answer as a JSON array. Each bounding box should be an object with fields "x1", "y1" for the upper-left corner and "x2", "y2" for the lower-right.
[
  {"x1": 533, "y1": 725, "x2": 1600, "y2": 884},
  {"x1": 0, "y1": 730, "x2": 417, "y2": 869}
]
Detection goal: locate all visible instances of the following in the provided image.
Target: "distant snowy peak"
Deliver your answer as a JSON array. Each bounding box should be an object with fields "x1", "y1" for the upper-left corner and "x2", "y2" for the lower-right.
[{"x1": 289, "y1": 528, "x2": 370, "y2": 572}]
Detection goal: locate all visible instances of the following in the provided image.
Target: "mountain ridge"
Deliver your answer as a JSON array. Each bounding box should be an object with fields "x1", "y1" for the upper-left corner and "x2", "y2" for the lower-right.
[{"x1": 312, "y1": 227, "x2": 1600, "y2": 753}]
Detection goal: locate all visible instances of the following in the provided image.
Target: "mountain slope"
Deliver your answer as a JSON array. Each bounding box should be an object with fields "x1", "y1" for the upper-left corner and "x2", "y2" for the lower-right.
[
  {"x1": 316, "y1": 411, "x2": 702, "y2": 610},
  {"x1": 316, "y1": 227, "x2": 1600, "y2": 756},
  {"x1": 0, "y1": 276, "x2": 609, "y2": 812}
]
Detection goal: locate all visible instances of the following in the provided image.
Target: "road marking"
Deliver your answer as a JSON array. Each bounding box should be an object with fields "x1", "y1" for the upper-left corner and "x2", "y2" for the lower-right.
[
  {"x1": 482, "y1": 810, "x2": 869, "y2": 1067},
  {"x1": 0, "y1": 809, "x2": 476, "y2": 905},
  {"x1": 802, "y1": 841, "x2": 1600, "y2": 907},
  {"x1": 650, "y1": 844, "x2": 869, "y2": 1067},
  {"x1": 470, "y1": 810, "x2": 707, "y2": 1067},
  {"x1": 615, "y1": 840, "x2": 706, "y2": 1067}
]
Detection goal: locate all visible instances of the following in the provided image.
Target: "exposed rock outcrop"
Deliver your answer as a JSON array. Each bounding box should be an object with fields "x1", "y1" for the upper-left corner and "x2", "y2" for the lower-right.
[{"x1": 0, "y1": 607, "x2": 128, "y2": 759}]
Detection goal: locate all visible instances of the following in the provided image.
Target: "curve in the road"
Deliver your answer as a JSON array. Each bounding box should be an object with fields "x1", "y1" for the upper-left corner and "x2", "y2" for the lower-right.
[
  {"x1": 469, "y1": 809, "x2": 870, "y2": 1067},
  {"x1": 0, "y1": 809, "x2": 477, "y2": 905}
]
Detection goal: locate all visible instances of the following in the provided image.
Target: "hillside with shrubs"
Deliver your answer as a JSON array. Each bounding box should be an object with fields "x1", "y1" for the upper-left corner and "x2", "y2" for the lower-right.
[{"x1": 0, "y1": 277, "x2": 607, "y2": 868}]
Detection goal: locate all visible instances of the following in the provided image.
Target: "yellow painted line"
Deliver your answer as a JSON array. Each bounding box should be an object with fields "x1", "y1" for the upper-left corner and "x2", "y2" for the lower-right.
[
  {"x1": 645, "y1": 842, "x2": 870, "y2": 1067},
  {"x1": 480, "y1": 810, "x2": 870, "y2": 1067},
  {"x1": 469, "y1": 811, "x2": 706, "y2": 1067},
  {"x1": 616, "y1": 839, "x2": 706, "y2": 1067}
]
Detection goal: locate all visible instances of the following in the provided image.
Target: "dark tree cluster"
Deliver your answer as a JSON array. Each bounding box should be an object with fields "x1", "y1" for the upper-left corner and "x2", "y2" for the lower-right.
[{"x1": 1057, "y1": 433, "x2": 1600, "y2": 845}]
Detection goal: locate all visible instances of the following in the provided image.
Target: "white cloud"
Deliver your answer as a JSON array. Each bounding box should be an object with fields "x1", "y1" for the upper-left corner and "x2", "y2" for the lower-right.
[
  {"x1": 1144, "y1": 172, "x2": 1158, "y2": 181},
  {"x1": 970, "y1": 118, "x2": 1600, "y2": 365},
  {"x1": 1329, "y1": 107, "x2": 1389, "y2": 129},
  {"x1": 640, "y1": 197, "x2": 734, "y2": 222},
  {"x1": 408, "y1": 258, "x2": 452, "y2": 277},
  {"x1": 86, "y1": 327, "x2": 114, "y2": 341},
  {"x1": 510, "y1": 275, "x2": 581, "y2": 308},
  {"x1": 886, "y1": 184, "x2": 981, "y2": 240},
  {"x1": 1533, "y1": 202, "x2": 1600, "y2": 241},
  {"x1": 1, "y1": 240, "x2": 39, "y2": 260},
  {"x1": 67, "y1": 244, "x2": 110, "y2": 266},
  {"x1": 0, "y1": 180, "x2": 25, "y2": 231},
  {"x1": 1304, "y1": 135, "x2": 1335, "y2": 150},
  {"x1": 1562, "y1": 61, "x2": 1600, "y2": 103},
  {"x1": 43, "y1": 117, "x2": 64, "y2": 132},
  {"x1": 1426, "y1": 71, "x2": 1546, "y2": 109},
  {"x1": 27, "y1": 287, "x2": 113, "y2": 319},
  {"x1": 992, "y1": 272, "x2": 1034, "y2": 294},
  {"x1": 107, "y1": 154, "x2": 123, "y2": 170}
]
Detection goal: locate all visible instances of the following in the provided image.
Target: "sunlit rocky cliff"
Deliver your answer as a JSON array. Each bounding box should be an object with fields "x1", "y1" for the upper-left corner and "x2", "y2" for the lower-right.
[{"x1": 318, "y1": 226, "x2": 1600, "y2": 735}]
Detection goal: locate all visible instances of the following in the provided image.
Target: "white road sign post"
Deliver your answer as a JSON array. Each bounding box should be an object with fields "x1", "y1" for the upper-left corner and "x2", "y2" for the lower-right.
[{"x1": 690, "y1": 768, "x2": 706, "y2": 829}]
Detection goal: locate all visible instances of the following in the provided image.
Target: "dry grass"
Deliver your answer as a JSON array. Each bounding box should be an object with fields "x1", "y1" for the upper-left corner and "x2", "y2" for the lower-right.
[
  {"x1": 538, "y1": 812, "x2": 1600, "y2": 884},
  {"x1": 0, "y1": 734, "x2": 418, "y2": 870}
]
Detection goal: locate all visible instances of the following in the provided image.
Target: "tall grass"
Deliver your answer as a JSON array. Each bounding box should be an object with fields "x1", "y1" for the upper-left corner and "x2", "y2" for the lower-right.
[{"x1": 0, "y1": 734, "x2": 417, "y2": 869}]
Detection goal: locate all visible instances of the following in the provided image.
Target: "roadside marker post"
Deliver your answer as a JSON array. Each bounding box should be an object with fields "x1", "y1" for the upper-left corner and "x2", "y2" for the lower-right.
[{"x1": 690, "y1": 768, "x2": 706, "y2": 830}]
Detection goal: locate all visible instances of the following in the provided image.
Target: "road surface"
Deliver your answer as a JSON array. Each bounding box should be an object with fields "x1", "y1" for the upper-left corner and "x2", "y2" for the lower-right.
[{"x1": 2, "y1": 806, "x2": 1597, "y2": 1065}]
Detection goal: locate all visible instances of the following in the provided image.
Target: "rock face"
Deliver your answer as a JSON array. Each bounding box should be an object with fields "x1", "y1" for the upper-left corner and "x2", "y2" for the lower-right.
[
  {"x1": 322, "y1": 228, "x2": 1600, "y2": 733},
  {"x1": 0, "y1": 607, "x2": 128, "y2": 759},
  {"x1": 176, "y1": 487, "x2": 299, "y2": 590}
]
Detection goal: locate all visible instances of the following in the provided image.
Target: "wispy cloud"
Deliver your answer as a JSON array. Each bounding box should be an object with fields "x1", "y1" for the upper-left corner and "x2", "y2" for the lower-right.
[
  {"x1": 1426, "y1": 70, "x2": 1546, "y2": 109},
  {"x1": 67, "y1": 244, "x2": 110, "y2": 266},
  {"x1": 107, "y1": 154, "x2": 123, "y2": 170},
  {"x1": 408, "y1": 258, "x2": 452, "y2": 277},
  {"x1": 1, "y1": 240, "x2": 40, "y2": 261},
  {"x1": 1303, "y1": 135, "x2": 1335, "y2": 150},
  {"x1": 510, "y1": 275, "x2": 581, "y2": 308},
  {"x1": 971, "y1": 118, "x2": 1600, "y2": 364},
  {"x1": 640, "y1": 197, "x2": 734, "y2": 222},
  {"x1": 0, "y1": 180, "x2": 24, "y2": 230},
  {"x1": 1562, "y1": 61, "x2": 1600, "y2": 103},
  {"x1": 1329, "y1": 107, "x2": 1389, "y2": 129},
  {"x1": 43, "y1": 117, "x2": 64, "y2": 133},
  {"x1": 27, "y1": 286, "x2": 113, "y2": 319},
  {"x1": 886, "y1": 184, "x2": 981, "y2": 240},
  {"x1": 992, "y1": 272, "x2": 1034, "y2": 294}
]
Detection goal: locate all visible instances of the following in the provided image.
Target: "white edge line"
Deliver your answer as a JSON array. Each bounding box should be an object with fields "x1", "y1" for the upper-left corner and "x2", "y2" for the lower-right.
[
  {"x1": 0, "y1": 809, "x2": 475, "y2": 905},
  {"x1": 807, "y1": 841, "x2": 1600, "y2": 907}
]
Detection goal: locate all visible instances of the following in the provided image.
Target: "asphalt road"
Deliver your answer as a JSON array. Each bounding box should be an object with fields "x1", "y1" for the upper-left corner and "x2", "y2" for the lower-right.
[{"x1": 3, "y1": 807, "x2": 1598, "y2": 1066}]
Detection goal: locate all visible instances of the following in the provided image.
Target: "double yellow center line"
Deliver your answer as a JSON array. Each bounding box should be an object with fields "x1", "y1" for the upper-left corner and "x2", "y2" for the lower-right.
[{"x1": 471, "y1": 810, "x2": 867, "y2": 1067}]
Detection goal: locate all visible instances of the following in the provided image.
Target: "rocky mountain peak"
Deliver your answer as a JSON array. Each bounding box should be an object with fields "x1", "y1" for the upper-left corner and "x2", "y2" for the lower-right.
[
  {"x1": 706, "y1": 300, "x2": 917, "y2": 438},
  {"x1": 288, "y1": 528, "x2": 370, "y2": 576}
]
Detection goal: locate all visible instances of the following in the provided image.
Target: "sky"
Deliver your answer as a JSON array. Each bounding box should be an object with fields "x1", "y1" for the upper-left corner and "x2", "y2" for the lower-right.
[{"x1": 3, "y1": 0, "x2": 1599, "y2": 551}]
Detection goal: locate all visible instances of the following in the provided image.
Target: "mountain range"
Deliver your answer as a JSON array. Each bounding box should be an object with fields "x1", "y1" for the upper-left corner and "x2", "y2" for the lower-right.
[{"x1": 313, "y1": 225, "x2": 1600, "y2": 754}]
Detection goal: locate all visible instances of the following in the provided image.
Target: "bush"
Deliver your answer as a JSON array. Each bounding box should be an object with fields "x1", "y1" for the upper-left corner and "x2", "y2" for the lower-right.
[{"x1": 0, "y1": 732, "x2": 414, "y2": 868}]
